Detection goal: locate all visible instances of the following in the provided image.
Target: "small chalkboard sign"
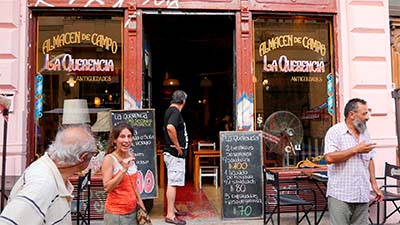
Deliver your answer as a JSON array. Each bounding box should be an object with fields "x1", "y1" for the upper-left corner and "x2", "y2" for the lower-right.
[
  {"x1": 220, "y1": 131, "x2": 264, "y2": 220},
  {"x1": 111, "y1": 109, "x2": 157, "y2": 199}
]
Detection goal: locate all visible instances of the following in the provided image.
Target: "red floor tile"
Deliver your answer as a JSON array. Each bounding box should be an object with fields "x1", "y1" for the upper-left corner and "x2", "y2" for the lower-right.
[{"x1": 164, "y1": 182, "x2": 217, "y2": 220}]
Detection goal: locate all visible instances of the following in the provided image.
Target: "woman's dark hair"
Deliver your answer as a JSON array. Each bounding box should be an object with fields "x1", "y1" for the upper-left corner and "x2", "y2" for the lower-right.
[{"x1": 106, "y1": 122, "x2": 134, "y2": 154}]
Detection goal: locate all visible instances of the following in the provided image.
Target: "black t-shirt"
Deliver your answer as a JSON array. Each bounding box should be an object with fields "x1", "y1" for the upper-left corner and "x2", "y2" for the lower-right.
[{"x1": 163, "y1": 106, "x2": 189, "y2": 158}]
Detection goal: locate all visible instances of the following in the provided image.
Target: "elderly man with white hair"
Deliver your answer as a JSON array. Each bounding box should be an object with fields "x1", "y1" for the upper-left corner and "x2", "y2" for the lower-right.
[{"x1": 0, "y1": 125, "x2": 97, "y2": 225}]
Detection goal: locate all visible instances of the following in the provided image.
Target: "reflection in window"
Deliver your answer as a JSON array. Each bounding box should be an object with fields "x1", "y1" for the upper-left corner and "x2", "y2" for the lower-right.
[
  {"x1": 253, "y1": 16, "x2": 334, "y2": 167},
  {"x1": 35, "y1": 15, "x2": 123, "y2": 157}
]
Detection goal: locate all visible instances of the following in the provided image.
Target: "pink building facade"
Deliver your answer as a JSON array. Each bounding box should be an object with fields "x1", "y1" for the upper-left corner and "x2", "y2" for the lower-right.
[
  {"x1": 0, "y1": 0, "x2": 28, "y2": 175},
  {"x1": 0, "y1": 0, "x2": 398, "y2": 221}
]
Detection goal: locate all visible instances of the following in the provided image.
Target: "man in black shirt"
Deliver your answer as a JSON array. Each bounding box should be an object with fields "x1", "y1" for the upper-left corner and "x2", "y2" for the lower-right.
[{"x1": 163, "y1": 90, "x2": 188, "y2": 225}]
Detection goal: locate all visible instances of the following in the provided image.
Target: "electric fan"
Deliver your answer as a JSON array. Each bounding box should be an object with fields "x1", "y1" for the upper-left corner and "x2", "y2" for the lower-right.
[{"x1": 263, "y1": 111, "x2": 303, "y2": 166}]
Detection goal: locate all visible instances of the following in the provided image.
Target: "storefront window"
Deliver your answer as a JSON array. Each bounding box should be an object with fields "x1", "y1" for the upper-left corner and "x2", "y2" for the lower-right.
[
  {"x1": 253, "y1": 16, "x2": 335, "y2": 167},
  {"x1": 35, "y1": 15, "x2": 123, "y2": 157}
]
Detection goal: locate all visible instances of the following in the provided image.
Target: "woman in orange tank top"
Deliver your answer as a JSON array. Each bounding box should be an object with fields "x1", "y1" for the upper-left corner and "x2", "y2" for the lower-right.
[{"x1": 102, "y1": 122, "x2": 146, "y2": 225}]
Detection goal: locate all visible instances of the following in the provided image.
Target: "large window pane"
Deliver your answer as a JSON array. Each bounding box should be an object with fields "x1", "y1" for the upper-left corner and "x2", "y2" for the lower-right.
[
  {"x1": 35, "y1": 15, "x2": 123, "y2": 156},
  {"x1": 254, "y1": 16, "x2": 334, "y2": 167}
]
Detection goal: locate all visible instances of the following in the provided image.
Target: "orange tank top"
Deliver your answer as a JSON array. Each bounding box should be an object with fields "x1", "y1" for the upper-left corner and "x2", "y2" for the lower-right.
[{"x1": 104, "y1": 155, "x2": 138, "y2": 214}]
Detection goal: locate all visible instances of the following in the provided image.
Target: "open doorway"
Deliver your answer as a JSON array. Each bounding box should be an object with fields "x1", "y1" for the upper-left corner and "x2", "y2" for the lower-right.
[{"x1": 143, "y1": 13, "x2": 235, "y2": 144}]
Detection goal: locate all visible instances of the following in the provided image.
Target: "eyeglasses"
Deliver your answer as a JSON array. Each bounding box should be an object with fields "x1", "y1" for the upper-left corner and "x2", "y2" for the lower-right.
[{"x1": 89, "y1": 149, "x2": 100, "y2": 157}]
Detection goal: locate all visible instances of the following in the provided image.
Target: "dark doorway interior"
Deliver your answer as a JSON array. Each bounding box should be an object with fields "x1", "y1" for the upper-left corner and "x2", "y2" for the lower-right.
[{"x1": 143, "y1": 14, "x2": 235, "y2": 144}]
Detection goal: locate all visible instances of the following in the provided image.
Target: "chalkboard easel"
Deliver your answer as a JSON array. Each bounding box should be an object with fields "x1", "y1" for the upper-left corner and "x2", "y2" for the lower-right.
[
  {"x1": 111, "y1": 109, "x2": 158, "y2": 199},
  {"x1": 220, "y1": 131, "x2": 264, "y2": 220}
]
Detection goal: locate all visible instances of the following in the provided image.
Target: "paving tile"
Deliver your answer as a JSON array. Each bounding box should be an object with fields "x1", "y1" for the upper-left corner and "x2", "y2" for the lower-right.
[{"x1": 88, "y1": 184, "x2": 330, "y2": 225}]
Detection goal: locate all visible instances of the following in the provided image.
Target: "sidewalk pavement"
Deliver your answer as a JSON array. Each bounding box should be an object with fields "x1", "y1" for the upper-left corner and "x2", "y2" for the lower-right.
[
  {"x1": 89, "y1": 214, "x2": 400, "y2": 225},
  {"x1": 87, "y1": 184, "x2": 333, "y2": 225},
  {"x1": 89, "y1": 211, "x2": 330, "y2": 225}
]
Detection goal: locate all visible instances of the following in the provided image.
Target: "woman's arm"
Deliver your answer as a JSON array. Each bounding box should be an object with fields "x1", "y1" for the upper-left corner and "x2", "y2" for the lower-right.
[{"x1": 134, "y1": 182, "x2": 146, "y2": 210}]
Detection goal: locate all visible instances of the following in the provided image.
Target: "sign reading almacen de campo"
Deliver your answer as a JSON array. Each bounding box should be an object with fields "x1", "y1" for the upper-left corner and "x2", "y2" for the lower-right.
[
  {"x1": 41, "y1": 31, "x2": 118, "y2": 73},
  {"x1": 259, "y1": 34, "x2": 327, "y2": 73}
]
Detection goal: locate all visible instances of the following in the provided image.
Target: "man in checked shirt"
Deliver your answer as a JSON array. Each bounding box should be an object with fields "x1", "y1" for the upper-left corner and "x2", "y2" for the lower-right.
[{"x1": 324, "y1": 98, "x2": 383, "y2": 225}]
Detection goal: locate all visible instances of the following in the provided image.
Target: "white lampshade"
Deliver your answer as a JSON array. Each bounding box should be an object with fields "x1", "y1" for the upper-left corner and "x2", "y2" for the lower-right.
[
  {"x1": 91, "y1": 111, "x2": 111, "y2": 132},
  {"x1": 62, "y1": 99, "x2": 90, "y2": 125}
]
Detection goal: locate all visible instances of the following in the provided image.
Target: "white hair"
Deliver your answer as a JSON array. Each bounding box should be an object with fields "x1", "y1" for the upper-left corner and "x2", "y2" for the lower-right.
[{"x1": 47, "y1": 124, "x2": 96, "y2": 166}]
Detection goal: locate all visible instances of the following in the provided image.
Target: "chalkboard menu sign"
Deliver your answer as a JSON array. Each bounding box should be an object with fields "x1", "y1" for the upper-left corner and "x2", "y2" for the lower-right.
[
  {"x1": 111, "y1": 109, "x2": 157, "y2": 199},
  {"x1": 220, "y1": 131, "x2": 263, "y2": 220}
]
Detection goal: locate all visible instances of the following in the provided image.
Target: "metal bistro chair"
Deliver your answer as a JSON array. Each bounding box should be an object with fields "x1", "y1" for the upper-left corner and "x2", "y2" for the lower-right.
[
  {"x1": 369, "y1": 162, "x2": 400, "y2": 225},
  {"x1": 264, "y1": 168, "x2": 317, "y2": 225},
  {"x1": 71, "y1": 170, "x2": 91, "y2": 225},
  {"x1": 198, "y1": 142, "x2": 219, "y2": 188}
]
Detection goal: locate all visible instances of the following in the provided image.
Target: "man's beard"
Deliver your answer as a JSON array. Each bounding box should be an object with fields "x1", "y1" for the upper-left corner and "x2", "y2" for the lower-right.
[{"x1": 353, "y1": 119, "x2": 367, "y2": 134}]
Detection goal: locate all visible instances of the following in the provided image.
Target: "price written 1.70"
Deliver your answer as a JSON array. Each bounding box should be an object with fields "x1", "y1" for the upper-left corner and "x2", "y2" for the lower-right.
[{"x1": 233, "y1": 205, "x2": 252, "y2": 217}]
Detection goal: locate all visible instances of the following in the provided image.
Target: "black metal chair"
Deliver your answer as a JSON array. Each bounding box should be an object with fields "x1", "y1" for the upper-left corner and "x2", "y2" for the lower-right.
[
  {"x1": 369, "y1": 162, "x2": 400, "y2": 225},
  {"x1": 71, "y1": 170, "x2": 91, "y2": 225},
  {"x1": 264, "y1": 168, "x2": 317, "y2": 225}
]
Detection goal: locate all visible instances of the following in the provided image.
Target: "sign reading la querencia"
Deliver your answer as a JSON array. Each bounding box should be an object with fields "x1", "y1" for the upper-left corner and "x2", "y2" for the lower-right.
[
  {"x1": 41, "y1": 31, "x2": 118, "y2": 72},
  {"x1": 259, "y1": 35, "x2": 327, "y2": 74}
]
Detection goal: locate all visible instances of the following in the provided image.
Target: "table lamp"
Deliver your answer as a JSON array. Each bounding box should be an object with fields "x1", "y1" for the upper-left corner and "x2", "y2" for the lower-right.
[
  {"x1": 62, "y1": 99, "x2": 90, "y2": 125},
  {"x1": 91, "y1": 111, "x2": 111, "y2": 132}
]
